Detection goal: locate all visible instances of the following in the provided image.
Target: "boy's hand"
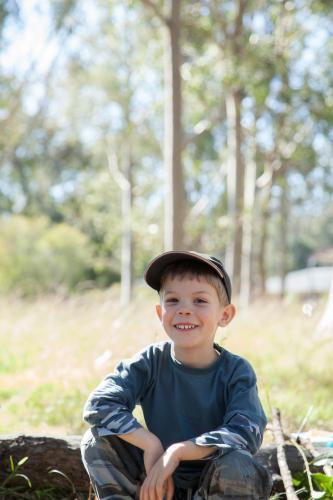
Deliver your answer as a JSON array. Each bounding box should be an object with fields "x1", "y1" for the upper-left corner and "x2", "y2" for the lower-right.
[
  {"x1": 140, "y1": 444, "x2": 180, "y2": 500},
  {"x1": 140, "y1": 441, "x2": 217, "y2": 500}
]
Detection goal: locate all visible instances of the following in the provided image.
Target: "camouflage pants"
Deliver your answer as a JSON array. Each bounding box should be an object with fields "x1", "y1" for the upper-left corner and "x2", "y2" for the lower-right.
[{"x1": 81, "y1": 428, "x2": 272, "y2": 500}]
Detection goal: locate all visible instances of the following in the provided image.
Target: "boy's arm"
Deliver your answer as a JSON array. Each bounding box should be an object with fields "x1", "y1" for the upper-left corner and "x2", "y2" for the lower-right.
[
  {"x1": 119, "y1": 428, "x2": 165, "y2": 474},
  {"x1": 83, "y1": 350, "x2": 153, "y2": 438},
  {"x1": 83, "y1": 349, "x2": 169, "y2": 475}
]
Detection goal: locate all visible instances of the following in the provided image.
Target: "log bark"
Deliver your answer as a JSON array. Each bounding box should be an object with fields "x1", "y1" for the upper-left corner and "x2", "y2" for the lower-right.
[
  {"x1": 0, "y1": 435, "x2": 89, "y2": 497},
  {"x1": 0, "y1": 434, "x2": 315, "y2": 497}
]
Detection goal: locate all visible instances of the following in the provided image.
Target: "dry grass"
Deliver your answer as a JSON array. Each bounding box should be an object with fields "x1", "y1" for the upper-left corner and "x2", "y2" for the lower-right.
[{"x1": 1, "y1": 286, "x2": 332, "y2": 437}]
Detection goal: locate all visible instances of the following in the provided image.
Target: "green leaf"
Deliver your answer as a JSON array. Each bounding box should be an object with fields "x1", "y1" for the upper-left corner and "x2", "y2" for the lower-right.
[
  {"x1": 17, "y1": 456, "x2": 29, "y2": 467},
  {"x1": 311, "y1": 473, "x2": 333, "y2": 495},
  {"x1": 15, "y1": 473, "x2": 32, "y2": 488},
  {"x1": 48, "y1": 468, "x2": 76, "y2": 494},
  {"x1": 9, "y1": 455, "x2": 14, "y2": 472},
  {"x1": 292, "y1": 472, "x2": 305, "y2": 487}
]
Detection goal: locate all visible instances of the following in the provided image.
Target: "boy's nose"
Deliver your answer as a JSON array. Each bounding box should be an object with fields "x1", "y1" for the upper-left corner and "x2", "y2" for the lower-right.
[{"x1": 177, "y1": 303, "x2": 192, "y2": 315}]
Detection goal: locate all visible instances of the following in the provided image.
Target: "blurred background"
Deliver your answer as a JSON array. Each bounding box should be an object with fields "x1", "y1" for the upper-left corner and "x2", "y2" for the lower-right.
[{"x1": 0, "y1": 0, "x2": 332, "y2": 436}]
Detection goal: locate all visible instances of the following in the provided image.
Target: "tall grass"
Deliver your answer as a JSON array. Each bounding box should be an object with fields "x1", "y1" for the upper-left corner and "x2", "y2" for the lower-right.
[{"x1": 1, "y1": 286, "x2": 332, "y2": 436}]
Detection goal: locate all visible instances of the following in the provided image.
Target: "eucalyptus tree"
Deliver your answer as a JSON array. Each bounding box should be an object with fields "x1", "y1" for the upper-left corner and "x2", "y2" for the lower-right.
[
  {"x1": 140, "y1": 0, "x2": 185, "y2": 250},
  {"x1": 252, "y1": 0, "x2": 333, "y2": 296},
  {"x1": 49, "y1": 0, "x2": 165, "y2": 297},
  {"x1": 180, "y1": 0, "x2": 258, "y2": 296},
  {"x1": 179, "y1": 0, "x2": 333, "y2": 302}
]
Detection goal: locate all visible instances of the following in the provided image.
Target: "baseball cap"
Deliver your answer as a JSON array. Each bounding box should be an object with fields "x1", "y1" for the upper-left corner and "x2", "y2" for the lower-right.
[{"x1": 144, "y1": 250, "x2": 232, "y2": 303}]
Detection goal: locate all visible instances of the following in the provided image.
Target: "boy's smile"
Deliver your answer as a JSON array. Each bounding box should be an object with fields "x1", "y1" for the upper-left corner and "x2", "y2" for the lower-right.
[{"x1": 156, "y1": 276, "x2": 235, "y2": 366}]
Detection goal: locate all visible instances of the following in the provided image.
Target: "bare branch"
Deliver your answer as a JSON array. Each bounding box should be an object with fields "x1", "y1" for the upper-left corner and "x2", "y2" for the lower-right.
[
  {"x1": 187, "y1": 164, "x2": 228, "y2": 219},
  {"x1": 107, "y1": 149, "x2": 130, "y2": 192},
  {"x1": 272, "y1": 408, "x2": 298, "y2": 500},
  {"x1": 234, "y1": 0, "x2": 247, "y2": 40},
  {"x1": 183, "y1": 108, "x2": 223, "y2": 147}
]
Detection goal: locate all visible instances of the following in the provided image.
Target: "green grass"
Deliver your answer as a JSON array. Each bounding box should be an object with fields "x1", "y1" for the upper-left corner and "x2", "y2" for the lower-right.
[{"x1": 0, "y1": 286, "x2": 332, "y2": 437}]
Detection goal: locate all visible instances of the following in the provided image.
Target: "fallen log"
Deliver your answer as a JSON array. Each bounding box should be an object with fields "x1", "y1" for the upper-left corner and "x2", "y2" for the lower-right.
[
  {"x1": 0, "y1": 435, "x2": 89, "y2": 498},
  {"x1": 0, "y1": 434, "x2": 314, "y2": 498}
]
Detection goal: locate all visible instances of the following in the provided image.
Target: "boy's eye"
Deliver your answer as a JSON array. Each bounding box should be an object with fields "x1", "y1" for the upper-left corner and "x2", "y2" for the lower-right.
[
  {"x1": 195, "y1": 298, "x2": 207, "y2": 304},
  {"x1": 165, "y1": 297, "x2": 178, "y2": 303}
]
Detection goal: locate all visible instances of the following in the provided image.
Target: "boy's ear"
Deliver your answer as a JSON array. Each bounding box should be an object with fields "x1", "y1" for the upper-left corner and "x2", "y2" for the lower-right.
[
  {"x1": 155, "y1": 303, "x2": 162, "y2": 321},
  {"x1": 218, "y1": 304, "x2": 236, "y2": 327}
]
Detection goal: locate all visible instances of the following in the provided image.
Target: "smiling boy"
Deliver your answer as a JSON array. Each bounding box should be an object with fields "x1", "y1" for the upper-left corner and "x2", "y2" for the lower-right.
[{"x1": 81, "y1": 251, "x2": 272, "y2": 499}]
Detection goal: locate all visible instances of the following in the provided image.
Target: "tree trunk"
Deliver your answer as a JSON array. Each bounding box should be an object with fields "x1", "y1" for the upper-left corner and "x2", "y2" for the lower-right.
[
  {"x1": 256, "y1": 182, "x2": 272, "y2": 296},
  {"x1": 120, "y1": 147, "x2": 133, "y2": 306},
  {"x1": 164, "y1": 0, "x2": 185, "y2": 250},
  {"x1": 140, "y1": 0, "x2": 185, "y2": 251},
  {"x1": 225, "y1": 88, "x2": 244, "y2": 296},
  {"x1": 278, "y1": 177, "x2": 288, "y2": 299},
  {"x1": 107, "y1": 147, "x2": 133, "y2": 306},
  {"x1": 239, "y1": 136, "x2": 257, "y2": 307}
]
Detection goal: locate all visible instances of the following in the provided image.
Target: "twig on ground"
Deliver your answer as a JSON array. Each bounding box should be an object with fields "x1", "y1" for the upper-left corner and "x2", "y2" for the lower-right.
[{"x1": 272, "y1": 407, "x2": 298, "y2": 500}]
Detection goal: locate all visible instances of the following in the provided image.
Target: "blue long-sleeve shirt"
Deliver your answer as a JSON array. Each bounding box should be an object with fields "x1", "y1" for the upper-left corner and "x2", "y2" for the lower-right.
[{"x1": 83, "y1": 341, "x2": 267, "y2": 464}]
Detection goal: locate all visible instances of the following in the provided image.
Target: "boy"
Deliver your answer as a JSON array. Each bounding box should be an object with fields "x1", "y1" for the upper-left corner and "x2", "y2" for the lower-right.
[{"x1": 81, "y1": 251, "x2": 272, "y2": 499}]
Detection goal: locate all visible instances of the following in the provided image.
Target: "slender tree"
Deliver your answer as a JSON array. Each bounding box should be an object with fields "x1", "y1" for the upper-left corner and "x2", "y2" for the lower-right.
[{"x1": 141, "y1": 0, "x2": 185, "y2": 250}]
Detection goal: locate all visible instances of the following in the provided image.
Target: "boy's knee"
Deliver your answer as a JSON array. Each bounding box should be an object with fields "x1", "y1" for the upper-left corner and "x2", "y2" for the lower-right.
[
  {"x1": 81, "y1": 428, "x2": 110, "y2": 468},
  {"x1": 81, "y1": 428, "x2": 96, "y2": 467},
  {"x1": 202, "y1": 450, "x2": 272, "y2": 499}
]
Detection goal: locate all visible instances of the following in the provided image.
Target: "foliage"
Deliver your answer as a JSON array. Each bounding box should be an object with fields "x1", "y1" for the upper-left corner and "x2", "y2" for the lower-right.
[
  {"x1": 293, "y1": 470, "x2": 333, "y2": 499},
  {"x1": 0, "y1": 216, "x2": 93, "y2": 295},
  {"x1": 1, "y1": 455, "x2": 31, "y2": 490},
  {"x1": 0, "y1": 0, "x2": 333, "y2": 294}
]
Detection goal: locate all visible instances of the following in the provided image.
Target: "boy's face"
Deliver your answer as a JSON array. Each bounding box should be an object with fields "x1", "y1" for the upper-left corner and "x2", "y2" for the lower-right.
[{"x1": 156, "y1": 275, "x2": 235, "y2": 355}]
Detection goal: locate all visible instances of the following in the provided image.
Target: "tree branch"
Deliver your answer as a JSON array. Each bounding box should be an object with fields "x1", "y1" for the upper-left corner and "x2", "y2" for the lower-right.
[
  {"x1": 183, "y1": 107, "x2": 224, "y2": 147},
  {"x1": 107, "y1": 148, "x2": 130, "y2": 192},
  {"x1": 272, "y1": 408, "x2": 298, "y2": 500},
  {"x1": 234, "y1": 0, "x2": 247, "y2": 40}
]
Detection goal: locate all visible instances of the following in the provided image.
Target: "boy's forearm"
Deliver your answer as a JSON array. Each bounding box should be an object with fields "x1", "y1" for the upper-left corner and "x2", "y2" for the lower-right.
[
  {"x1": 118, "y1": 427, "x2": 162, "y2": 452},
  {"x1": 166, "y1": 440, "x2": 217, "y2": 461},
  {"x1": 119, "y1": 431, "x2": 216, "y2": 461}
]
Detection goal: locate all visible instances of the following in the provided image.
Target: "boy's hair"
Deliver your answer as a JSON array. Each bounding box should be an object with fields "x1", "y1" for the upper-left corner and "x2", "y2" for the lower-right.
[{"x1": 159, "y1": 260, "x2": 229, "y2": 306}]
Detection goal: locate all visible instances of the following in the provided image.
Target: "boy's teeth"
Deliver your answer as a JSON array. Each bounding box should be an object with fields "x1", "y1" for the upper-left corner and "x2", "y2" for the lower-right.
[{"x1": 176, "y1": 324, "x2": 196, "y2": 330}]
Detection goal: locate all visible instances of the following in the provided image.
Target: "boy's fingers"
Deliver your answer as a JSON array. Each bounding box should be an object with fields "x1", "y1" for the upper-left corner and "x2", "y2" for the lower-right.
[
  {"x1": 140, "y1": 478, "x2": 150, "y2": 500},
  {"x1": 166, "y1": 477, "x2": 174, "y2": 500},
  {"x1": 155, "y1": 481, "x2": 164, "y2": 500}
]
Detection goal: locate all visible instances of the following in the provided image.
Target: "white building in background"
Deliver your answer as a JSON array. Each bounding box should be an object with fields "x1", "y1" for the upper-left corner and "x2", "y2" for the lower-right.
[{"x1": 266, "y1": 267, "x2": 333, "y2": 295}]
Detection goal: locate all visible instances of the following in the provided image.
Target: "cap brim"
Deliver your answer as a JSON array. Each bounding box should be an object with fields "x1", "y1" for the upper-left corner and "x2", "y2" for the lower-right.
[{"x1": 144, "y1": 250, "x2": 226, "y2": 293}]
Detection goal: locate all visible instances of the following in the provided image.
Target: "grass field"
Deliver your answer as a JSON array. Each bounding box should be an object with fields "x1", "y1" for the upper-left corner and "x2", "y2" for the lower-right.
[{"x1": 1, "y1": 286, "x2": 332, "y2": 438}]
